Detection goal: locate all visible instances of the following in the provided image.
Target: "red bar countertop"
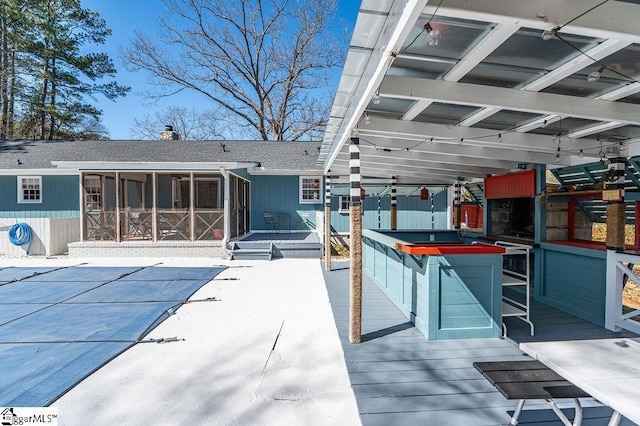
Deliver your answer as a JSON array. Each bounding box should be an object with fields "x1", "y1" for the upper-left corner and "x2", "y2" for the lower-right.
[{"x1": 395, "y1": 242, "x2": 506, "y2": 255}]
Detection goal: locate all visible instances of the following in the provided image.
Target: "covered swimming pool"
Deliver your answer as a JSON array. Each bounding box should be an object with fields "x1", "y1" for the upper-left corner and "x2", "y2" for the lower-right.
[{"x1": 0, "y1": 264, "x2": 225, "y2": 406}]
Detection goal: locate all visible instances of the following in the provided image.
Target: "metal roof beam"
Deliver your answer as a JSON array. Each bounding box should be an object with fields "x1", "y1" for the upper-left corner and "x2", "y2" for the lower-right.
[
  {"x1": 340, "y1": 142, "x2": 522, "y2": 169},
  {"x1": 381, "y1": 76, "x2": 640, "y2": 126},
  {"x1": 335, "y1": 150, "x2": 511, "y2": 177},
  {"x1": 331, "y1": 159, "x2": 476, "y2": 182},
  {"x1": 360, "y1": 117, "x2": 567, "y2": 155},
  {"x1": 425, "y1": 0, "x2": 640, "y2": 42}
]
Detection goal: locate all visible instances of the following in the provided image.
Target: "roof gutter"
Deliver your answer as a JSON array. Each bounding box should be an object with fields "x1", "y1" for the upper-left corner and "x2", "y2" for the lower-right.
[
  {"x1": 50, "y1": 161, "x2": 259, "y2": 171},
  {"x1": 323, "y1": 0, "x2": 429, "y2": 174}
]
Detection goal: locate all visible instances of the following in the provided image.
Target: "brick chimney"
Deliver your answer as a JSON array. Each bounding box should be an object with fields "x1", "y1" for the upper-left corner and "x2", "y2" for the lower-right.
[{"x1": 160, "y1": 125, "x2": 180, "y2": 140}]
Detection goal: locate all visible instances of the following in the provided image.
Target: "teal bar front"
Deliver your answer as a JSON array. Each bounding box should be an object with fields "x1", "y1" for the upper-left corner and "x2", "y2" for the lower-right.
[{"x1": 362, "y1": 229, "x2": 502, "y2": 340}]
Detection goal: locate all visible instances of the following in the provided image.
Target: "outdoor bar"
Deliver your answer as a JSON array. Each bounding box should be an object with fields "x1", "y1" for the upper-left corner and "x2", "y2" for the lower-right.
[{"x1": 362, "y1": 229, "x2": 504, "y2": 340}]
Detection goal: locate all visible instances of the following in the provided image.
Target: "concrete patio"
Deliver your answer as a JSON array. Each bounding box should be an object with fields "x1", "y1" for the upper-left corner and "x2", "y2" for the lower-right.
[{"x1": 0, "y1": 257, "x2": 360, "y2": 426}]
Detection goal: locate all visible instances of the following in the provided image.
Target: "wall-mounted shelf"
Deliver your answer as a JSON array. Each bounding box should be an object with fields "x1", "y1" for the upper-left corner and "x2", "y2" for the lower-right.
[{"x1": 495, "y1": 240, "x2": 534, "y2": 337}]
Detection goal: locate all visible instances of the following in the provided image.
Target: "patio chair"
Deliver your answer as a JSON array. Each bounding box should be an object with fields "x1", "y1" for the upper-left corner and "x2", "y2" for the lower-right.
[{"x1": 263, "y1": 212, "x2": 278, "y2": 231}]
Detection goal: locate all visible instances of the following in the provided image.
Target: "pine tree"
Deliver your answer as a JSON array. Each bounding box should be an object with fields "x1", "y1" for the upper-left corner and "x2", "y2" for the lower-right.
[{"x1": 0, "y1": 0, "x2": 128, "y2": 140}]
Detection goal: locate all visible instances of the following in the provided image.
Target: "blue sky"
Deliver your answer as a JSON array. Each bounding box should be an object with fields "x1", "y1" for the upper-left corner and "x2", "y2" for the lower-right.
[{"x1": 83, "y1": 0, "x2": 359, "y2": 140}]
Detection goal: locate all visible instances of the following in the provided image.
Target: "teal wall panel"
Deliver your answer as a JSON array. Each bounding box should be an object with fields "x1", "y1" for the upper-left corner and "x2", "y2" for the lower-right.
[
  {"x1": 330, "y1": 189, "x2": 448, "y2": 233},
  {"x1": 250, "y1": 175, "x2": 324, "y2": 231},
  {"x1": 537, "y1": 243, "x2": 606, "y2": 326},
  {"x1": 0, "y1": 175, "x2": 80, "y2": 218}
]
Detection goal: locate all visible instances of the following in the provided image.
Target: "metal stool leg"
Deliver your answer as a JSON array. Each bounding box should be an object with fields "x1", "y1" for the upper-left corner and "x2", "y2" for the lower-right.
[{"x1": 509, "y1": 399, "x2": 526, "y2": 425}]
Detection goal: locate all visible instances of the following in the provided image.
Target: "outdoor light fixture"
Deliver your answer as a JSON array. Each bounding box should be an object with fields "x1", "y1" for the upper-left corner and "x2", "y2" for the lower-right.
[
  {"x1": 424, "y1": 23, "x2": 441, "y2": 47},
  {"x1": 373, "y1": 89, "x2": 381, "y2": 105},
  {"x1": 541, "y1": 26, "x2": 559, "y2": 40},
  {"x1": 587, "y1": 66, "x2": 606, "y2": 83},
  {"x1": 364, "y1": 111, "x2": 371, "y2": 125},
  {"x1": 497, "y1": 134, "x2": 503, "y2": 143},
  {"x1": 578, "y1": 149, "x2": 584, "y2": 158}
]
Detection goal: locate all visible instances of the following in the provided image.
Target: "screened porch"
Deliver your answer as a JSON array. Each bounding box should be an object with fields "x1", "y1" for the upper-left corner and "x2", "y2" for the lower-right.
[{"x1": 81, "y1": 171, "x2": 250, "y2": 243}]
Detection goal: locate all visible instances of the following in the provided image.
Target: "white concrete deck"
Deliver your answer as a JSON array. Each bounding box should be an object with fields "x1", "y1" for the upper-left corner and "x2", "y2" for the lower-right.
[{"x1": 0, "y1": 257, "x2": 360, "y2": 426}]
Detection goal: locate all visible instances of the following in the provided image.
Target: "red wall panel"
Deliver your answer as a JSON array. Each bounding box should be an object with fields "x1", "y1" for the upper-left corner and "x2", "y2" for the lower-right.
[{"x1": 485, "y1": 169, "x2": 536, "y2": 199}]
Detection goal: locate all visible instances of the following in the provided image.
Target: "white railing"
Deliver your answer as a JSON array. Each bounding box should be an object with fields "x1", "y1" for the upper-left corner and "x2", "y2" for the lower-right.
[{"x1": 606, "y1": 251, "x2": 640, "y2": 334}]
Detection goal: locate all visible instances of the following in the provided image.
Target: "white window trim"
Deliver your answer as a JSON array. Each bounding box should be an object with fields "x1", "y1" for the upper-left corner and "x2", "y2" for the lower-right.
[
  {"x1": 299, "y1": 176, "x2": 322, "y2": 204},
  {"x1": 17, "y1": 176, "x2": 42, "y2": 204},
  {"x1": 339, "y1": 196, "x2": 349, "y2": 214}
]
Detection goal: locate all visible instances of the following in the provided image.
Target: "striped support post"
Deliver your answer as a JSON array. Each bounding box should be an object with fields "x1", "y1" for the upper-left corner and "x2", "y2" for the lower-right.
[
  {"x1": 431, "y1": 193, "x2": 435, "y2": 230},
  {"x1": 453, "y1": 182, "x2": 462, "y2": 229},
  {"x1": 390, "y1": 176, "x2": 397, "y2": 230},
  {"x1": 324, "y1": 175, "x2": 332, "y2": 271},
  {"x1": 606, "y1": 157, "x2": 626, "y2": 251},
  {"x1": 349, "y1": 137, "x2": 362, "y2": 344}
]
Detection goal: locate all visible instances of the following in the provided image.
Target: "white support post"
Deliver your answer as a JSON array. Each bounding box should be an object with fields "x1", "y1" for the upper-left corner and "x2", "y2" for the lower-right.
[
  {"x1": 605, "y1": 250, "x2": 624, "y2": 331},
  {"x1": 221, "y1": 169, "x2": 231, "y2": 254},
  {"x1": 79, "y1": 173, "x2": 85, "y2": 242}
]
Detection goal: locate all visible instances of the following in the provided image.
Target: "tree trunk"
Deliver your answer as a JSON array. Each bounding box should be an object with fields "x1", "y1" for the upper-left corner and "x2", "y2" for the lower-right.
[
  {"x1": 39, "y1": 58, "x2": 48, "y2": 139},
  {"x1": 7, "y1": 48, "x2": 14, "y2": 138},
  {"x1": 0, "y1": 1, "x2": 8, "y2": 139},
  {"x1": 47, "y1": 56, "x2": 56, "y2": 140}
]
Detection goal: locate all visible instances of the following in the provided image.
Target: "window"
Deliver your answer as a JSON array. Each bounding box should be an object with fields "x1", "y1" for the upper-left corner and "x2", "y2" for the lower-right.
[
  {"x1": 339, "y1": 196, "x2": 349, "y2": 213},
  {"x1": 84, "y1": 175, "x2": 102, "y2": 210},
  {"x1": 18, "y1": 176, "x2": 42, "y2": 203},
  {"x1": 299, "y1": 177, "x2": 322, "y2": 204}
]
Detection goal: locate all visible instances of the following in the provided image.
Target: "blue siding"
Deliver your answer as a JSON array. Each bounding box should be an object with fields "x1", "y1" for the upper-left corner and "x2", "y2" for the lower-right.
[
  {"x1": 363, "y1": 230, "x2": 502, "y2": 340},
  {"x1": 536, "y1": 243, "x2": 606, "y2": 326},
  {"x1": 331, "y1": 190, "x2": 448, "y2": 233},
  {"x1": 250, "y1": 175, "x2": 323, "y2": 231},
  {"x1": 0, "y1": 175, "x2": 80, "y2": 218}
]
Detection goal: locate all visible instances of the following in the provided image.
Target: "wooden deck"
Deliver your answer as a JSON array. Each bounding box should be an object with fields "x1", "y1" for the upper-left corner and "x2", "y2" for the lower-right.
[
  {"x1": 323, "y1": 262, "x2": 638, "y2": 426},
  {"x1": 232, "y1": 231, "x2": 322, "y2": 258}
]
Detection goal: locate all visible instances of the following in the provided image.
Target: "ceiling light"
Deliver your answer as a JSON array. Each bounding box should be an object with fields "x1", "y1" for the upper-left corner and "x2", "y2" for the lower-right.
[
  {"x1": 587, "y1": 66, "x2": 606, "y2": 83},
  {"x1": 364, "y1": 111, "x2": 371, "y2": 125},
  {"x1": 555, "y1": 152, "x2": 561, "y2": 163},
  {"x1": 578, "y1": 149, "x2": 584, "y2": 158},
  {"x1": 497, "y1": 134, "x2": 503, "y2": 143}
]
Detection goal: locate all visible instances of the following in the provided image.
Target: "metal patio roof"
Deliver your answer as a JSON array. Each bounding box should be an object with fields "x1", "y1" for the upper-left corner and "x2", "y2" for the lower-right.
[{"x1": 320, "y1": 0, "x2": 640, "y2": 186}]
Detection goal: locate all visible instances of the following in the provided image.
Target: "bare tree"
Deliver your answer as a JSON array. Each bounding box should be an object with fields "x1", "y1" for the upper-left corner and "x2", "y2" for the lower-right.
[
  {"x1": 122, "y1": 0, "x2": 345, "y2": 141},
  {"x1": 130, "y1": 105, "x2": 225, "y2": 140}
]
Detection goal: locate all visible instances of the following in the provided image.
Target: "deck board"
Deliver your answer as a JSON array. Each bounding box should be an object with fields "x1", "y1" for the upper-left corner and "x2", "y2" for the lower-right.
[{"x1": 323, "y1": 261, "x2": 638, "y2": 426}]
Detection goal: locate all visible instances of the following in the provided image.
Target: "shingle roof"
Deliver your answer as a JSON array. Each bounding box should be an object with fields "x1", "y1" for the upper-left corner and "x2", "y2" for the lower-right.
[{"x1": 0, "y1": 139, "x2": 323, "y2": 172}]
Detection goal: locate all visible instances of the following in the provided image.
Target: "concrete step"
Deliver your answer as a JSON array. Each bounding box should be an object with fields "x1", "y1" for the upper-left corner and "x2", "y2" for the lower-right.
[{"x1": 231, "y1": 243, "x2": 273, "y2": 260}]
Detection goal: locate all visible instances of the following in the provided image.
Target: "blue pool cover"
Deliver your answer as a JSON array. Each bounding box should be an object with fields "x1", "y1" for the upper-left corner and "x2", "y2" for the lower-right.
[{"x1": 0, "y1": 265, "x2": 225, "y2": 406}]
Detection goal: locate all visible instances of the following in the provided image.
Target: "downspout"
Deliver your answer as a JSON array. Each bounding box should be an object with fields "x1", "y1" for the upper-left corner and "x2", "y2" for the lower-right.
[{"x1": 221, "y1": 168, "x2": 231, "y2": 257}]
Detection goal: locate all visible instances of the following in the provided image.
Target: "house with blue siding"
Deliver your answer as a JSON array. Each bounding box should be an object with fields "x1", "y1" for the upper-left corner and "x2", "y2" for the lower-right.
[{"x1": 0, "y1": 135, "x2": 447, "y2": 258}]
